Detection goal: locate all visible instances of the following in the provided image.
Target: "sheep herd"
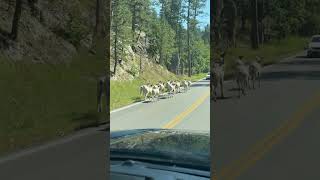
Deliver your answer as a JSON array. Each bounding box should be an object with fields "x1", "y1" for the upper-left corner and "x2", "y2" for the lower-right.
[
  {"x1": 212, "y1": 52, "x2": 263, "y2": 101},
  {"x1": 140, "y1": 80, "x2": 192, "y2": 102}
]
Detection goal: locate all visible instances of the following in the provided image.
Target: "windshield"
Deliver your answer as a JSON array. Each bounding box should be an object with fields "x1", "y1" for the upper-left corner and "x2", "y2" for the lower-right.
[
  {"x1": 110, "y1": 130, "x2": 210, "y2": 170},
  {"x1": 110, "y1": 0, "x2": 210, "y2": 177}
]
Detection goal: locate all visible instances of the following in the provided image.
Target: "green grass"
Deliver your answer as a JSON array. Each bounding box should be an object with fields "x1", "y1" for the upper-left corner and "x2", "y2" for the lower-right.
[
  {"x1": 111, "y1": 66, "x2": 207, "y2": 110},
  {"x1": 223, "y1": 36, "x2": 309, "y2": 78},
  {"x1": 0, "y1": 50, "x2": 107, "y2": 156}
]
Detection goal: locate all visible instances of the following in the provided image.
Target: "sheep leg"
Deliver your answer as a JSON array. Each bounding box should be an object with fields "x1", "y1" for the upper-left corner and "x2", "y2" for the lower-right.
[
  {"x1": 220, "y1": 78, "x2": 224, "y2": 98},
  {"x1": 237, "y1": 80, "x2": 241, "y2": 98}
]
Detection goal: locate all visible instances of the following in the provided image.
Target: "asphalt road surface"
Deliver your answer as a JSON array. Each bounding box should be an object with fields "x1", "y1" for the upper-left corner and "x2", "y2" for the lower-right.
[
  {"x1": 0, "y1": 126, "x2": 108, "y2": 180},
  {"x1": 213, "y1": 52, "x2": 320, "y2": 180},
  {"x1": 111, "y1": 80, "x2": 210, "y2": 131},
  {"x1": 0, "y1": 79, "x2": 210, "y2": 180}
]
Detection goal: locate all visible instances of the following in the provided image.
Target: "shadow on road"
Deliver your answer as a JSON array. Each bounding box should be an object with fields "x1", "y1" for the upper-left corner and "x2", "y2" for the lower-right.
[
  {"x1": 261, "y1": 70, "x2": 320, "y2": 81},
  {"x1": 279, "y1": 59, "x2": 320, "y2": 66},
  {"x1": 191, "y1": 83, "x2": 210, "y2": 87}
]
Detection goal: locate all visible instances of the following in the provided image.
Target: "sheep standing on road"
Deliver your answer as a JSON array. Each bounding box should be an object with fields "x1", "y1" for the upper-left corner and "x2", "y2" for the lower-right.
[
  {"x1": 140, "y1": 84, "x2": 152, "y2": 101},
  {"x1": 166, "y1": 81, "x2": 176, "y2": 98},
  {"x1": 158, "y1": 81, "x2": 165, "y2": 94},
  {"x1": 97, "y1": 76, "x2": 107, "y2": 113},
  {"x1": 249, "y1": 56, "x2": 262, "y2": 89},
  {"x1": 212, "y1": 52, "x2": 226, "y2": 101},
  {"x1": 174, "y1": 81, "x2": 182, "y2": 93},
  {"x1": 235, "y1": 56, "x2": 250, "y2": 97},
  {"x1": 151, "y1": 85, "x2": 160, "y2": 102},
  {"x1": 188, "y1": 80, "x2": 192, "y2": 87},
  {"x1": 182, "y1": 80, "x2": 190, "y2": 92}
]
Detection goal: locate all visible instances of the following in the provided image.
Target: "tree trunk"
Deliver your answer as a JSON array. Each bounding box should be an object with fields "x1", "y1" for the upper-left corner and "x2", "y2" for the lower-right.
[
  {"x1": 131, "y1": 3, "x2": 136, "y2": 45},
  {"x1": 105, "y1": 0, "x2": 110, "y2": 120},
  {"x1": 91, "y1": 0, "x2": 105, "y2": 53},
  {"x1": 251, "y1": 0, "x2": 259, "y2": 49},
  {"x1": 27, "y1": 0, "x2": 39, "y2": 18},
  {"x1": 139, "y1": 54, "x2": 142, "y2": 72},
  {"x1": 258, "y1": 0, "x2": 264, "y2": 45},
  {"x1": 187, "y1": 0, "x2": 191, "y2": 77},
  {"x1": 113, "y1": 26, "x2": 118, "y2": 75},
  {"x1": 11, "y1": 0, "x2": 22, "y2": 40}
]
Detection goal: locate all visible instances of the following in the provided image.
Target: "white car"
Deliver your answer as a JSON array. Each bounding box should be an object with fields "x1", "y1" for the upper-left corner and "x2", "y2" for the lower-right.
[
  {"x1": 307, "y1": 35, "x2": 320, "y2": 58},
  {"x1": 205, "y1": 72, "x2": 210, "y2": 80}
]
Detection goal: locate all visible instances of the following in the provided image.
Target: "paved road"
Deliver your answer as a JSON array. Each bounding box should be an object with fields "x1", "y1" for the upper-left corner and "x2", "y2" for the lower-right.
[
  {"x1": 111, "y1": 80, "x2": 210, "y2": 131},
  {"x1": 213, "y1": 53, "x2": 320, "y2": 180},
  {"x1": 0, "y1": 79, "x2": 209, "y2": 180},
  {"x1": 0, "y1": 126, "x2": 108, "y2": 180}
]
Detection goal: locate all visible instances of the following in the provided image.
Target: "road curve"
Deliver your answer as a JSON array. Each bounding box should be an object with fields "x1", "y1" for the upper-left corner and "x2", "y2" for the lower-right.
[{"x1": 213, "y1": 52, "x2": 320, "y2": 180}]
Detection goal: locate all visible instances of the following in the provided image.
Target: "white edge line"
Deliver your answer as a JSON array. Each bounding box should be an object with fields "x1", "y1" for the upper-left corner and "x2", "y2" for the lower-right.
[{"x1": 110, "y1": 77, "x2": 207, "y2": 114}]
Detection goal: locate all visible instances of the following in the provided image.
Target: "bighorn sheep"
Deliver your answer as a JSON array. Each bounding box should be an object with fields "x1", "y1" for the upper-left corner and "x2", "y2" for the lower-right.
[
  {"x1": 97, "y1": 76, "x2": 107, "y2": 112},
  {"x1": 182, "y1": 80, "x2": 190, "y2": 92},
  {"x1": 140, "y1": 84, "x2": 152, "y2": 101},
  {"x1": 151, "y1": 85, "x2": 160, "y2": 101},
  {"x1": 166, "y1": 81, "x2": 176, "y2": 97},
  {"x1": 249, "y1": 56, "x2": 262, "y2": 89},
  {"x1": 158, "y1": 81, "x2": 165, "y2": 93},
  {"x1": 235, "y1": 56, "x2": 250, "y2": 97},
  {"x1": 212, "y1": 52, "x2": 225, "y2": 101}
]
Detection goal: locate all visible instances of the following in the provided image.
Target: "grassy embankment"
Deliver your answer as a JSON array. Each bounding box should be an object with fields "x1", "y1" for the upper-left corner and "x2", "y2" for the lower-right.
[
  {"x1": 223, "y1": 36, "x2": 309, "y2": 78},
  {"x1": 0, "y1": 51, "x2": 107, "y2": 156},
  {"x1": 111, "y1": 64, "x2": 207, "y2": 110}
]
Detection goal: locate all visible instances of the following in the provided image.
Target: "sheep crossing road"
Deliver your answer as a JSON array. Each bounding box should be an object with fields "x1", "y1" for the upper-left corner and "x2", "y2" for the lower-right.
[
  {"x1": 111, "y1": 79, "x2": 210, "y2": 131},
  {"x1": 213, "y1": 53, "x2": 320, "y2": 180}
]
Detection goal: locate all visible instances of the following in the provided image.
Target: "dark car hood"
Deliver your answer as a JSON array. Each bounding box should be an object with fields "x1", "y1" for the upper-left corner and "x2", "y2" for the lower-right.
[{"x1": 110, "y1": 129, "x2": 210, "y2": 171}]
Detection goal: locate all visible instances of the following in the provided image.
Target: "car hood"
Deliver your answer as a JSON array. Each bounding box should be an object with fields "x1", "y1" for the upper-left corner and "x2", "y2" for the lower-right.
[{"x1": 110, "y1": 129, "x2": 210, "y2": 170}]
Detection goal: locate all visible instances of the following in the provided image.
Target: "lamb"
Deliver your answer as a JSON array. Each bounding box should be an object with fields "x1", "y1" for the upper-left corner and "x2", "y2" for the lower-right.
[
  {"x1": 211, "y1": 52, "x2": 226, "y2": 101},
  {"x1": 249, "y1": 56, "x2": 262, "y2": 89}
]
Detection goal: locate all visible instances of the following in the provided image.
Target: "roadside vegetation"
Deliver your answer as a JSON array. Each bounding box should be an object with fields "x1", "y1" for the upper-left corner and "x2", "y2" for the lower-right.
[
  {"x1": 0, "y1": 53, "x2": 106, "y2": 156},
  {"x1": 0, "y1": 0, "x2": 107, "y2": 156},
  {"x1": 212, "y1": 0, "x2": 320, "y2": 64}
]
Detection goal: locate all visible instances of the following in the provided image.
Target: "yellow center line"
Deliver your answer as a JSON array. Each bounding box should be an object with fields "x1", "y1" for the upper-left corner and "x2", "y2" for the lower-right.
[
  {"x1": 217, "y1": 91, "x2": 320, "y2": 180},
  {"x1": 162, "y1": 91, "x2": 210, "y2": 129}
]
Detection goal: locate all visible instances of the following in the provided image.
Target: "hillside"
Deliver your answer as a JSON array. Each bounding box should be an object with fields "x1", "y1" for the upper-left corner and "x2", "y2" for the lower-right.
[
  {"x1": 0, "y1": 1, "x2": 106, "y2": 156},
  {"x1": 0, "y1": 0, "x2": 96, "y2": 62}
]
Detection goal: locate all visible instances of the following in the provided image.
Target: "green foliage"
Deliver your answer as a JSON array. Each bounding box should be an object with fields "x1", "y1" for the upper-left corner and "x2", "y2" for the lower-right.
[
  {"x1": 111, "y1": 0, "x2": 210, "y2": 76},
  {"x1": 299, "y1": 14, "x2": 320, "y2": 36},
  {"x1": 64, "y1": 14, "x2": 90, "y2": 47},
  {"x1": 192, "y1": 39, "x2": 209, "y2": 73}
]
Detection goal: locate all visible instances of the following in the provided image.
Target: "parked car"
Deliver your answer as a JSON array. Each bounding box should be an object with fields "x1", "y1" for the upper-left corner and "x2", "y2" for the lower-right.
[
  {"x1": 110, "y1": 129, "x2": 210, "y2": 180},
  {"x1": 307, "y1": 35, "x2": 320, "y2": 58},
  {"x1": 206, "y1": 72, "x2": 210, "y2": 80}
]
